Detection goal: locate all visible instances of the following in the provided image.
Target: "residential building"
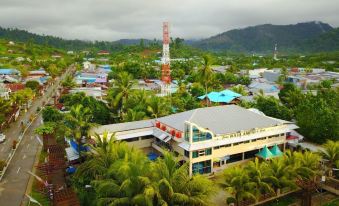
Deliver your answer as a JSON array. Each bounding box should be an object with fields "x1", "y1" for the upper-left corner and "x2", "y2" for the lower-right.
[
  {"x1": 248, "y1": 79, "x2": 279, "y2": 97},
  {"x1": 198, "y1": 89, "x2": 241, "y2": 105},
  {"x1": 263, "y1": 70, "x2": 280, "y2": 82},
  {"x1": 92, "y1": 105, "x2": 299, "y2": 176}
]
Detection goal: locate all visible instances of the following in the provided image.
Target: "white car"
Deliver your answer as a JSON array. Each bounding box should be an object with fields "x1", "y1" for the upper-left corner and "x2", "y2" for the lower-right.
[{"x1": 0, "y1": 133, "x2": 5, "y2": 143}]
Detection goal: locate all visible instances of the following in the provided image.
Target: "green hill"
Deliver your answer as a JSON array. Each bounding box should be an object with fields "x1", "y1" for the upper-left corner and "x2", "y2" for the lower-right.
[{"x1": 192, "y1": 21, "x2": 336, "y2": 53}]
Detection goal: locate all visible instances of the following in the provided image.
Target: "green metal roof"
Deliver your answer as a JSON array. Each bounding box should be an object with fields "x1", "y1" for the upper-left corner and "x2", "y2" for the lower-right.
[
  {"x1": 256, "y1": 145, "x2": 274, "y2": 159},
  {"x1": 270, "y1": 144, "x2": 283, "y2": 157}
]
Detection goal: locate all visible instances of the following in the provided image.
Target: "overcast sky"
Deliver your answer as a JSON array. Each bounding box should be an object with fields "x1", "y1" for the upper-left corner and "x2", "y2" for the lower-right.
[{"x1": 0, "y1": 0, "x2": 338, "y2": 41}]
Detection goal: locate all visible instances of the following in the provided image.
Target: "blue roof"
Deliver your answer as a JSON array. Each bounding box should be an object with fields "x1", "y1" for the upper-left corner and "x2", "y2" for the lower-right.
[
  {"x1": 70, "y1": 139, "x2": 89, "y2": 153},
  {"x1": 0, "y1": 69, "x2": 20, "y2": 75},
  {"x1": 198, "y1": 89, "x2": 241, "y2": 103}
]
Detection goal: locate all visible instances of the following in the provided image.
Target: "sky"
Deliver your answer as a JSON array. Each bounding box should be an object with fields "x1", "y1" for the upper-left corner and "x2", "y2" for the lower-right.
[{"x1": 0, "y1": 0, "x2": 338, "y2": 41}]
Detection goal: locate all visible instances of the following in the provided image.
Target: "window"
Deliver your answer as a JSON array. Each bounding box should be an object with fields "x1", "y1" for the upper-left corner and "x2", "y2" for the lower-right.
[
  {"x1": 226, "y1": 153, "x2": 243, "y2": 163},
  {"x1": 257, "y1": 137, "x2": 267, "y2": 141},
  {"x1": 214, "y1": 146, "x2": 220, "y2": 150},
  {"x1": 123, "y1": 137, "x2": 139, "y2": 142},
  {"x1": 192, "y1": 160, "x2": 211, "y2": 174},
  {"x1": 184, "y1": 125, "x2": 190, "y2": 142},
  {"x1": 192, "y1": 148, "x2": 212, "y2": 158},
  {"x1": 184, "y1": 150, "x2": 190, "y2": 158},
  {"x1": 192, "y1": 126, "x2": 212, "y2": 142},
  {"x1": 280, "y1": 133, "x2": 285, "y2": 136},
  {"x1": 233, "y1": 142, "x2": 243, "y2": 146},
  {"x1": 251, "y1": 139, "x2": 257, "y2": 142},
  {"x1": 243, "y1": 140, "x2": 250, "y2": 144},
  {"x1": 141, "y1": 135, "x2": 153, "y2": 140},
  {"x1": 192, "y1": 151, "x2": 198, "y2": 158},
  {"x1": 222, "y1": 144, "x2": 231, "y2": 148}
]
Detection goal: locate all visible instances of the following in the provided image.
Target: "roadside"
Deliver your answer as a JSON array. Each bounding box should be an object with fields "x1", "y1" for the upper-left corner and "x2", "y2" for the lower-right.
[{"x1": 0, "y1": 66, "x2": 73, "y2": 206}]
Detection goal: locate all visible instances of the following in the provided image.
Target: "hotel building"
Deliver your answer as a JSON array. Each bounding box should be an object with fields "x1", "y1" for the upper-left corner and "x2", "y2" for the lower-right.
[{"x1": 92, "y1": 105, "x2": 299, "y2": 176}]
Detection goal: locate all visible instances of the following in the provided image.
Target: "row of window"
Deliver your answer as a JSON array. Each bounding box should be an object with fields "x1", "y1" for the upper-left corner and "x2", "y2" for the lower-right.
[
  {"x1": 184, "y1": 148, "x2": 212, "y2": 158},
  {"x1": 213, "y1": 134, "x2": 284, "y2": 150},
  {"x1": 192, "y1": 160, "x2": 211, "y2": 174},
  {"x1": 121, "y1": 135, "x2": 153, "y2": 142}
]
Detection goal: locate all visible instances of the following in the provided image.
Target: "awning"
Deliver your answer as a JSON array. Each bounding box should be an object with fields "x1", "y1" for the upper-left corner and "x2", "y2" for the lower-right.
[
  {"x1": 256, "y1": 145, "x2": 274, "y2": 160},
  {"x1": 270, "y1": 144, "x2": 283, "y2": 157},
  {"x1": 65, "y1": 147, "x2": 79, "y2": 161},
  {"x1": 153, "y1": 129, "x2": 171, "y2": 142}
]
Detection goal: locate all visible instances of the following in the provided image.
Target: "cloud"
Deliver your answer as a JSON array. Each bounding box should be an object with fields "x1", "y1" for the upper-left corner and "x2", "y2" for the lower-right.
[{"x1": 0, "y1": 0, "x2": 338, "y2": 41}]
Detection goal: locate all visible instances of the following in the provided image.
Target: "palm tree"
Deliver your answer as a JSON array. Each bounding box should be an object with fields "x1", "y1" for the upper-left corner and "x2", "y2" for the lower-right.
[
  {"x1": 123, "y1": 109, "x2": 145, "y2": 122},
  {"x1": 219, "y1": 166, "x2": 256, "y2": 206},
  {"x1": 245, "y1": 158, "x2": 277, "y2": 200},
  {"x1": 293, "y1": 151, "x2": 321, "y2": 206},
  {"x1": 153, "y1": 152, "x2": 215, "y2": 205},
  {"x1": 197, "y1": 55, "x2": 213, "y2": 105},
  {"x1": 147, "y1": 96, "x2": 170, "y2": 118},
  {"x1": 321, "y1": 140, "x2": 339, "y2": 176},
  {"x1": 110, "y1": 72, "x2": 135, "y2": 114},
  {"x1": 65, "y1": 104, "x2": 94, "y2": 156},
  {"x1": 268, "y1": 157, "x2": 297, "y2": 195},
  {"x1": 61, "y1": 74, "x2": 76, "y2": 89},
  {"x1": 92, "y1": 150, "x2": 159, "y2": 206}
]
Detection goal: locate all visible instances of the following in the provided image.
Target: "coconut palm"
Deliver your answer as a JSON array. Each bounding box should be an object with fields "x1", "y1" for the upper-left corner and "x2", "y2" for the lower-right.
[
  {"x1": 268, "y1": 157, "x2": 297, "y2": 195},
  {"x1": 245, "y1": 158, "x2": 277, "y2": 199},
  {"x1": 75, "y1": 131, "x2": 120, "y2": 182},
  {"x1": 321, "y1": 140, "x2": 339, "y2": 176},
  {"x1": 153, "y1": 152, "x2": 215, "y2": 205},
  {"x1": 110, "y1": 72, "x2": 135, "y2": 113},
  {"x1": 219, "y1": 166, "x2": 256, "y2": 206},
  {"x1": 123, "y1": 108, "x2": 146, "y2": 122},
  {"x1": 65, "y1": 104, "x2": 94, "y2": 156},
  {"x1": 197, "y1": 55, "x2": 213, "y2": 105},
  {"x1": 61, "y1": 74, "x2": 76, "y2": 88},
  {"x1": 92, "y1": 150, "x2": 160, "y2": 206},
  {"x1": 293, "y1": 151, "x2": 321, "y2": 206},
  {"x1": 147, "y1": 96, "x2": 170, "y2": 118}
]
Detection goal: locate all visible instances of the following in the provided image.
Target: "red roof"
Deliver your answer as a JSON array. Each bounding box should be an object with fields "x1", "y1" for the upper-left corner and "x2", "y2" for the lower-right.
[
  {"x1": 5, "y1": 83, "x2": 25, "y2": 92},
  {"x1": 97, "y1": 50, "x2": 110, "y2": 55}
]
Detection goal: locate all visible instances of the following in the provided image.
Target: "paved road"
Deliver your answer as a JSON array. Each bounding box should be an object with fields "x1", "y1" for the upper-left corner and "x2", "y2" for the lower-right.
[{"x1": 0, "y1": 67, "x2": 73, "y2": 206}]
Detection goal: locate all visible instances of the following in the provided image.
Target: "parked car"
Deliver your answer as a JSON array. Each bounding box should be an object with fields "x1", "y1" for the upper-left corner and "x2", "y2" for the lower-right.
[{"x1": 0, "y1": 133, "x2": 5, "y2": 143}]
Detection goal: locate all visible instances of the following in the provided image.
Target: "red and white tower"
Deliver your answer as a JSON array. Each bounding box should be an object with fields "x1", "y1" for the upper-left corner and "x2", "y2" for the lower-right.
[{"x1": 161, "y1": 22, "x2": 171, "y2": 96}]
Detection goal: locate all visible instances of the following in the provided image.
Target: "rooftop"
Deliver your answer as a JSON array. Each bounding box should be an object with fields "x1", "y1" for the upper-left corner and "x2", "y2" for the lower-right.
[
  {"x1": 91, "y1": 119, "x2": 154, "y2": 134},
  {"x1": 158, "y1": 105, "x2": 285, "y2": 135}
]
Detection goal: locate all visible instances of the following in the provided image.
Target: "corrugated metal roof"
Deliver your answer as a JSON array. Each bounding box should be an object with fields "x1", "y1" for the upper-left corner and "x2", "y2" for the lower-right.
[
  {"x1": 158, "y1": 105, "x2": 283, "y2": 135},
  {"x1": 91, "y1": 119, "x2": 154, "y2": 134}
]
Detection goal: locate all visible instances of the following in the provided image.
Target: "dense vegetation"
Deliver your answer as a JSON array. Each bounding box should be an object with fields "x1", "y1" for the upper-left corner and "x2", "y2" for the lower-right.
[
  {"x1": 1, "y1": 21, "x2": 339, "y2": 54},
  {"x1": 193, "y1": 21, "x2": 337, "y2": 53}
]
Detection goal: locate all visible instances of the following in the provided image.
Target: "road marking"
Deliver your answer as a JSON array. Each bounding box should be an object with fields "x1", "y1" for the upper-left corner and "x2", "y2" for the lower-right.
[
  {"x1": 27, "y1": 144, "x2": 30, "y2": 149},
  {"x1": 16, "y1": 167, "x2": 21, "y2": 174},
  {"x1": 23, "y1": 154, "x2": 26, "y2": 159},
  {"x1": 31, "y1": 136, "x2": 33, "y2": 140}
]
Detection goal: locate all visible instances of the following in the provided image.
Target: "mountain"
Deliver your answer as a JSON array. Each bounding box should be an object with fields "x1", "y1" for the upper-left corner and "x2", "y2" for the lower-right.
[
  {"x1": 0, "y1": 27, "x2": 154, "y2": 51},
  {"x1": 192, "y1": 21, "x2": 335, "y2": 53},
  {"x1": 0, "y1": 22, "x2": 338, "y2": 54}
]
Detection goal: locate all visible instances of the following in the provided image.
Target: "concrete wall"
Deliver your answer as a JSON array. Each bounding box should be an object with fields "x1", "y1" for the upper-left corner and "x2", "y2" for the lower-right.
[{"x1": 125, "y1": 137, "x2": 154, "y2": 149}]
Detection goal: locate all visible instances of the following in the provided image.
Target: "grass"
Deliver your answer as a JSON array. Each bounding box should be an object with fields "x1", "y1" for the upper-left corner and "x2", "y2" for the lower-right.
[{"x1": 29, "y1": 189, "x2": 50, "y2": 206}]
